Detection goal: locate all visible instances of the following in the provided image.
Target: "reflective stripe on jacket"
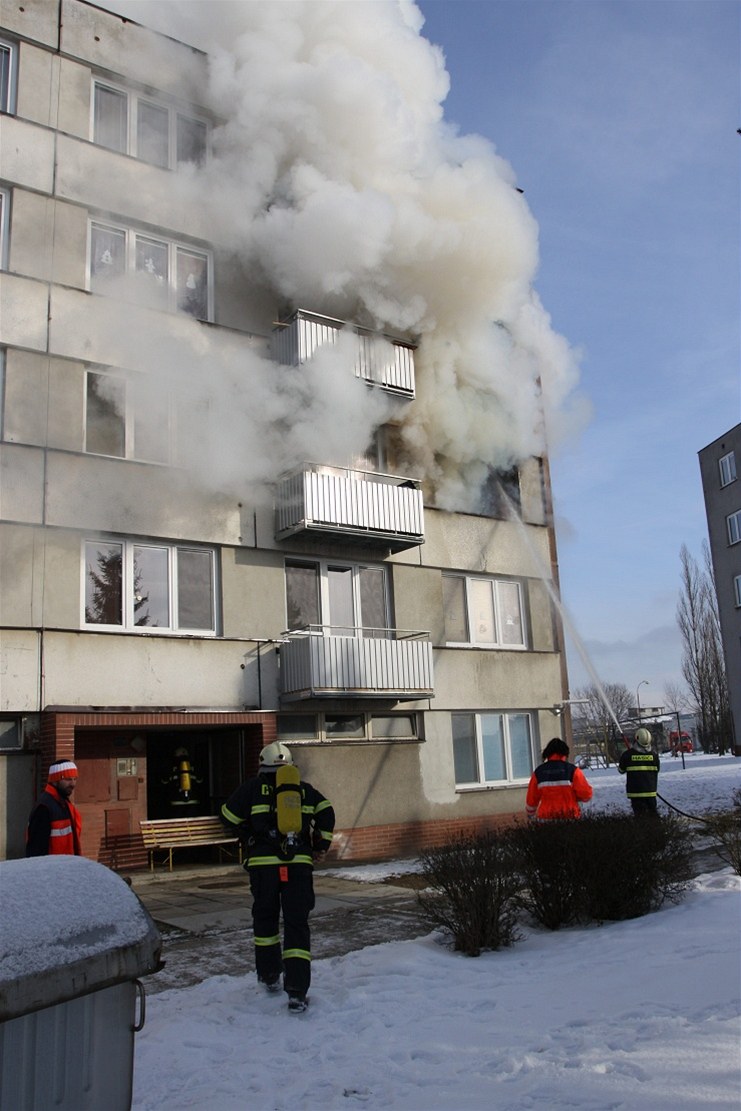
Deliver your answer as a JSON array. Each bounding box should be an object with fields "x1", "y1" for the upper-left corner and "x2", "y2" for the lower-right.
[
  {"x1": 525, "y1": 755, "x2": 593, "y2": 820},
  {"x1": 26, "y1": 786, "x2": 82, "y2": 856},
  {"x1": 221, "y1": 772, "x2": 335, "y2": 868},
  {"x1": 618, "y1": 748, "x2": 660, "y2": 798}
]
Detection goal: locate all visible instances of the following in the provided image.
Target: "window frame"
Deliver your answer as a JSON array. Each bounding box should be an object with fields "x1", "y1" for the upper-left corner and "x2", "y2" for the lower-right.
[
  {"x1": 82, "y1": 538, "x2": 219, "y2": 635},
  {"x1": 88, "y1": 219, "x2": 213, "y2": 320},
  {"x1": 452, "y1": 711, "x2": 537, "y2": 788},
  {"x1": 727, "y1": 510, "x2": 741, "y2": 546},
  {"x1": 91, "y1": 78, "x2": 210, "y2": 168},
  {"x1": 277, "y1": 711, "x2": 420, "y2": 745},
  {"x1": 0, "y1": 185, "x2": 9, "y2": 269},
  {"x1": 285, "y1": 557, "x2": 391, "y2": 636},
  {"x1": 443, "y1": 572, "x2": 528, "y2": 650},
  {"x1": 0, "y1": 37, "x2": 18, "y2": 115},
  {"x1": 719, "y1": 452, "x2": 737, "y2": 488},
  {"x1": 84, "y1": 367, "x2": 174, "y2": 464},
  {"x1": 734, "y1": 574, "x2": 741, "y2": 608}
]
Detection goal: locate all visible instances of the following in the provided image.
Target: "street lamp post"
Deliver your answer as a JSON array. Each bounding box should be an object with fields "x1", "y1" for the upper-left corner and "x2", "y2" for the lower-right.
[{"x1": 636, "y1": 680, "x2": 648, "y2": 724}]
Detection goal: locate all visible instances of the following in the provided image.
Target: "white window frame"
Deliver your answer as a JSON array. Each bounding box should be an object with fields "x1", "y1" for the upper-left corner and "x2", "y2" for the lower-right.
[
  {"x1": 0, "y1": 186, "x2": 9, "y2": 269},
  {"x1": 734, "y1": 575, "x2": 741, "y2": 608},
  {"x1": 83, "y1": 538, "x2": 219, "y2": 635},
  {"x1": 84, "y1": 368, "x2": 173, "y2": 463},
  {"x1": 719, "y1": 452, "x2": 737, "y2": 487},
  {"x1": 88, "y1": 219, "x2": 213, "y2": 320},
  {"x1": 91, "y1": 78, "x2": 209, "y2": 168},
  {"x1": 285, "y1": 558, "x2": 391, "y2": 637},
  {"x1": 0, "y1": 37, "x2": 18, "y2": 115},
  {"x1": 452, "y1": 711, "x2": 537, "y2": 788},
  {"x1": 443, "y1": 573, "x2": 527, "y2": 649},
  {"x1": 727, "y1": 510, "x2": 741, "y2": 546},
  {"x1": 277, "y1": 711, "x2": 420, "y2": 745}
]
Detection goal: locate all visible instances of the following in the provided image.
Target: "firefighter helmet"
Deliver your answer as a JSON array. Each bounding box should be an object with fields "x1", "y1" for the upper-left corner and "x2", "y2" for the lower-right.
[
  {"x1": 634, "y1": 728, "x2": 652, "y2": 749},
  {"x1": 259, "y1": 741, "x2": 294, "y2": 767}
]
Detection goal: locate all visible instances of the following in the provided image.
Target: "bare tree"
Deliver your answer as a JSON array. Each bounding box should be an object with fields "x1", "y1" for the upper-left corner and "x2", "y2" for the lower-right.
[
  {"x1": 676, "y1": 543, "x2": 731, "y2": 753},
  {"x1": 571, "y1": 683, "x2": 633, "y2": 766}
]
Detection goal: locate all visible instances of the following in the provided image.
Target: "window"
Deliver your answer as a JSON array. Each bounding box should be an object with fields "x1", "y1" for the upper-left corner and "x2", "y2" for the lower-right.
[
  {"x1": 277, "y1": 712, "x2": 419, "y2": 745},
  {"x1": 0, "y1": 37, "x2": 17, "y2": 114},
  {"x1": 453, "y1": 712, "x2": 535, "y2": 786},
  {"x1": 443, "y1": 574, "x2": 526, "y2": 648},
  {"x1": 719, "y1": 452, "x2": 737, "y2": 487},
  {"x1": 285, "y1": 559, "x2": 389, "y2": 635},
  {"x1": 734, "y1": 575, "x2": 741, "y2": 608},
  {"x1": 0, "y1": 718, "x2": 22, "y2": 750},
  {"x1": 481, "y1": 466, "x2": 521, "y2": 518},
  {"x1": 727, "y1": 511, "x2": 741, "y2": 546},
  {"x1": 84, "y1": 539, "x2": 217, "y2": 633},
  {"x1": 85, "y1": 369, "x2": 171, "y2": 463},
  {"x1": 92, "y1": 80, "x2": 208, "y2": 167},
  {"x1": 89, "y1": 221, "x2": 211, "y2": 319}
]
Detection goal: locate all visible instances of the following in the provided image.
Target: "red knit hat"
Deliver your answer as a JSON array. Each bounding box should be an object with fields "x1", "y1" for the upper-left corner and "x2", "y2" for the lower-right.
[{"x1": 48, "y1": 761, "x2": 78, "y2": 783}]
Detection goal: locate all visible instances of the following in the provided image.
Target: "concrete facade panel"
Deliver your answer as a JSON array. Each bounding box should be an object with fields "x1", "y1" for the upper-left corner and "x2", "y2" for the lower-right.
[
  {"x1": 40, "y1": 630, "x2": 261, "y2": 708},
  {"x1": 421, "y1": 506, "x2": 552, "y2": 580},
  {"x1": 433, "y1": 646, "x2": 561, "y2": 711},
  {"x1": 10, "y1": 192, "x2": 88, "y2": 289},
  {"x1": 0, "y1": 629, "x2": 40, "y2": 711},
  {"x1": 44, "y1": 452, "x2": 243, "y2": 545},
  {"x1": 0, "y1": 444, "x2": 45, "y2": 524},
  {"x1": 0, "y1": 273, "x2": 49, "y2": 351},
  {"x1": 0, "y1": 115, "x2": 55, "y2": 193},
  {"x1": 0, "y1": 0, "x2": 59, "y2": 48},
  {"x1": 60, "y1": 0, "x2": 207, "y2": 99}
]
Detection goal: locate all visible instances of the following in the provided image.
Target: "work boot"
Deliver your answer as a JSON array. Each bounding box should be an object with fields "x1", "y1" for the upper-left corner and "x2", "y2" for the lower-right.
[{"x1": 287, "y1": 993, "x2": 308, "y2": 1013}]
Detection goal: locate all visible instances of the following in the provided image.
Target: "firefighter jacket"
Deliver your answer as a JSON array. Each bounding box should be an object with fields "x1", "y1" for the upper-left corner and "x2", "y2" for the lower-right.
[
  {"x1": 618, "y1": 747, "x2": 660, "y2": 798},
  {"x1": 221, "y1": 771, "x2": 335, "y2": 868},
  {"x1": 25, "y1": 786, "x2": 82, "y2": 856},
  {"x1": 525, "y1": 755, "x2": 593, "y2": 820}
]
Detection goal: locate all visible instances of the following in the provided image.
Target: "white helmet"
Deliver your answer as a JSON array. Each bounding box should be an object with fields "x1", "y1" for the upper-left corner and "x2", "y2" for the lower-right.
[
  {"x1": 259, "y1": 741, "x2": 293, "y2": 768},
  {"x1": 634, "y1": 728, "x2": 652, "y2": 750}
]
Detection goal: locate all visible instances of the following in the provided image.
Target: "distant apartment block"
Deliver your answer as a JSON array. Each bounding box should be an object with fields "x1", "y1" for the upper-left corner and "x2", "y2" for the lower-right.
[{"x1": 699, "y1": 423, "x2": 741, "y2": 753}]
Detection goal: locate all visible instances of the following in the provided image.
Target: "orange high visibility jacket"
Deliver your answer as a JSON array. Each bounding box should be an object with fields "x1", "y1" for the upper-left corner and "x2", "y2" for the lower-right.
[
  {"x1": 26, "y1": 785, "x2": 83, "y2": 856},
  {"x1": 525, "y1": 755, "x2": 593, "y2": 820}
]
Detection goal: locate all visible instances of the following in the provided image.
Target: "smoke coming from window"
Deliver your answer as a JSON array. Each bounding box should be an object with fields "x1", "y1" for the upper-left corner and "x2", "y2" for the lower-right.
[{"x1": 106, "y1": 0, "x2": 587, "y2": 512}]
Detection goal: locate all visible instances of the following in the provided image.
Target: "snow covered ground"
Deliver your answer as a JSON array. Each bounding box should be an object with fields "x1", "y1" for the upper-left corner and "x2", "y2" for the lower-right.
[{"x1": 133, "y1": 756, "x2": 740, "y2": 1110}]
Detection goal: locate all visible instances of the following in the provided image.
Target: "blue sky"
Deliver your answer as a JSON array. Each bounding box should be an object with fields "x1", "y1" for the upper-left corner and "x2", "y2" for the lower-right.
[{"x1": 417, "y1": 0, "x2": 740, "y2": 707}]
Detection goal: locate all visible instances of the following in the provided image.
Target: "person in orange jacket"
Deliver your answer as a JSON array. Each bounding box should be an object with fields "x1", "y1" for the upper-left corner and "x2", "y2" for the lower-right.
[
  {"x1": 525, "y1": 738, "x2": 593, "y2": 820},
  {"x1": 26, "y1": 761, "x2": 83, "y2": 856}
]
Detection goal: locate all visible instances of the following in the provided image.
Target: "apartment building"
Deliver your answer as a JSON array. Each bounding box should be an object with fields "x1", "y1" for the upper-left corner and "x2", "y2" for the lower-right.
[
  {"x1": 0, "y1": 1, "x2": 569, "y2": 865},
  {"x1": 699, "y1": 423, "x2": 741, "y2": 754}
]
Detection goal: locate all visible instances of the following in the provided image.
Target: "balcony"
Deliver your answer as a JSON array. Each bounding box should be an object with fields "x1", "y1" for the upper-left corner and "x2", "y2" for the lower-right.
[
  {"x1": 275, "y1": 464, "x2": 424, "y2": 551},
  {"x1": 272, "y1": 309, "x2": 416, "y2": 397},
  {"x1": 279, "y1": 627, "x2": 434, "y2": 702}
]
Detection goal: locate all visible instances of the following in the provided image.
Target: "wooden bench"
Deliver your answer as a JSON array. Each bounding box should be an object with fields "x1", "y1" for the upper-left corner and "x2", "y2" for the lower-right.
[{"x1": 140, "y1": 816, "x2": 243, "y2": 872}]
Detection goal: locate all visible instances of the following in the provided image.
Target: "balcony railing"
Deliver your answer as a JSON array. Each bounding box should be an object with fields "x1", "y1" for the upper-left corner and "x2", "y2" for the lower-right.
[
  {"x1": 279, "y1": 627, "x2": 434, "y2": 701},
  {"x1": 272, "y1": 309, "x2": 416, "y2": 397},
  {"x1": 275, "y1": 464, "x2": 424, "y2": 551}
]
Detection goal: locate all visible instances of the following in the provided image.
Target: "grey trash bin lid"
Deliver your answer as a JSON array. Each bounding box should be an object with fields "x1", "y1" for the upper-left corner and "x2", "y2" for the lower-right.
[{"x1": 0, "y1": 856, "x2": 162, "y2": 1022}]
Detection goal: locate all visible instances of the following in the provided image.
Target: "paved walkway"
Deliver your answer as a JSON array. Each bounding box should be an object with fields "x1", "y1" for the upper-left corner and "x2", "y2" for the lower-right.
[{"x1": 130, "y1": 863, "x2": 428, "y2": 995}]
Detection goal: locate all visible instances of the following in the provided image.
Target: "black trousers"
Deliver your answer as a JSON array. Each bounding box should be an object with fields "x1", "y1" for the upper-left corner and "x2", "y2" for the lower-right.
[
  {"x1": 630, "y1": 796, "x2": 658, "y2": 817},
  {"x1": 249, "y1": 864, "x2": 315, "y2": 996}
]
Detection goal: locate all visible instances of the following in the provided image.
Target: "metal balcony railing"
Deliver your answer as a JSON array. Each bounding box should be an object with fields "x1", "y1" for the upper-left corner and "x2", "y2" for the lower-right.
[
  {"x1": 275, "y1": 464, "x2": 424, "y2": 551},
  {"x1": 272, "y1": 309, "x2": 416, "y2": 397},
  {"x1": 279, "y1": 627, "x2": 434, "y2": 701}
]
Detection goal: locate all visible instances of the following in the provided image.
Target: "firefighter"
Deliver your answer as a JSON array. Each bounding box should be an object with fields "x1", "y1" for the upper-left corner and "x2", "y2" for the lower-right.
[
  {"x1": 525, "y1": 738, "x2": 593, "y2": 820},
  {"x1": 26, "y1": 761, "x2": 83, "y2": 856},
  {"x1": 163, "y1": 746, "x2": 203, "y2": 809},
  {"x1": 618, "y1": 728, "x2": 660, "y2": 816},
  {"x1": 221, "y1": 742, "x2": 335, "y2": 1013}
]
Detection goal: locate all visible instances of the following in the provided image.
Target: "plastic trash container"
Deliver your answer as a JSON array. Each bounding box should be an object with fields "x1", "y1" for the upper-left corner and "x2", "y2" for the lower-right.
[{"x1": 0, "y1": 855, "x2": 162, "y2": 1110}]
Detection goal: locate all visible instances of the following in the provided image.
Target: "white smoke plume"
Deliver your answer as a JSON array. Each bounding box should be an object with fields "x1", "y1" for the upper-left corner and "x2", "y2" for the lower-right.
[{"x1": 111, "y1": 0, "x2": 585, "y2": 511}]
